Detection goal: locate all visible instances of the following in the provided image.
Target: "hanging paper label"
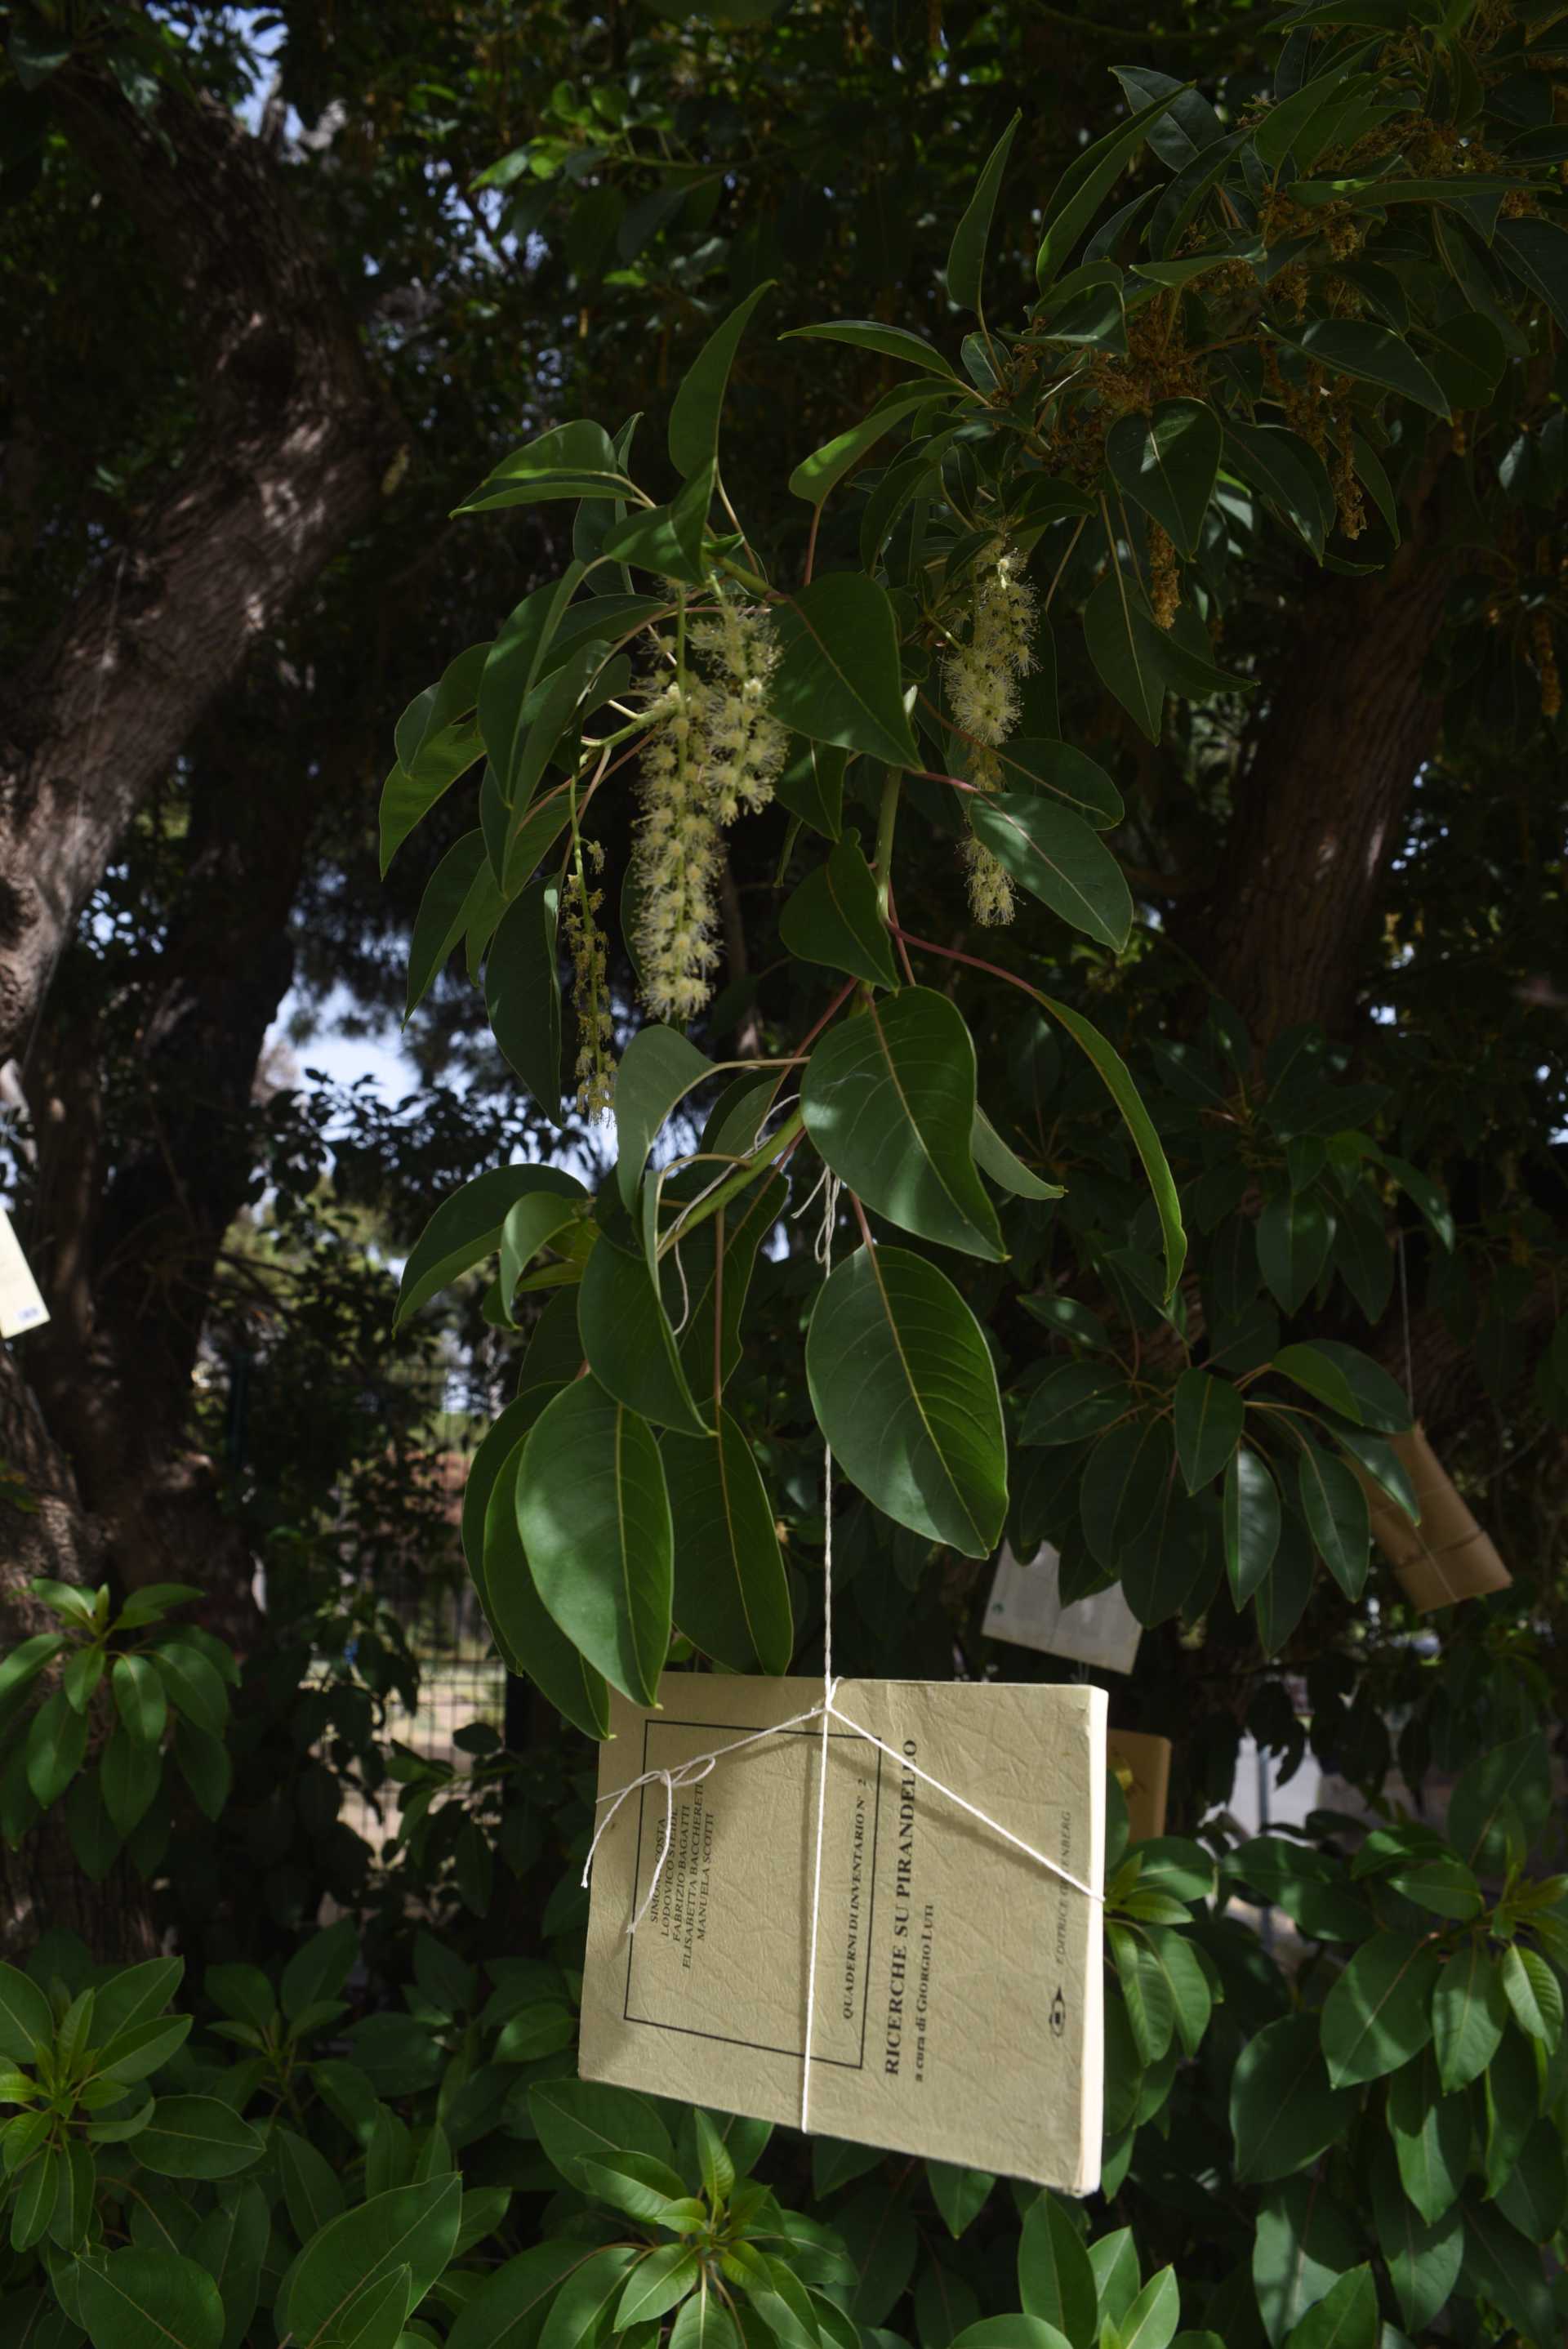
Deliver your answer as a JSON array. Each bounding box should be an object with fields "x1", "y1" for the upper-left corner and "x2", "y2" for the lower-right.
[
  {"x1": 0, "y1": 1209, "x2": 47, "y2": 1341},
  {"x1": 1107, "y1": 1729, "x2": 1171, "y2": 1843},
  {"x1": 581, "y1": 1674, "x2": 1106, "y2": 2193},
  {"x1": 984, "y1": 1542, "x2": 1142, "y2": 1676}
]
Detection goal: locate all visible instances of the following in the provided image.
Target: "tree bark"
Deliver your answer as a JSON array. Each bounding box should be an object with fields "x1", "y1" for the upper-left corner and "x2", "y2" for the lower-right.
[
  {"x1": 1177, "y1": 512, "x2": 1450, "y2": 1041},
  {"x1": 0, "y1": 56, "x2": 403, "y2": 1068}
]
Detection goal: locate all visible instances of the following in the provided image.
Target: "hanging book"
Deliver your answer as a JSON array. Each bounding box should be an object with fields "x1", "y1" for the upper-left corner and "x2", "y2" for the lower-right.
[
  {"x1": 1356, "y1": 1424, "x2": 1511, "y2": 1611},
  {"x1": 580, "y1": 1673, "x2": 1107, "y2": 2195}
]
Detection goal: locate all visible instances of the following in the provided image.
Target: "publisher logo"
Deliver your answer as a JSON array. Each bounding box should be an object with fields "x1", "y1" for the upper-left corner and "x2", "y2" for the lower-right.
[{"x1": 1049, "y1": 1986, "x2": 1067, "y2": 2038}]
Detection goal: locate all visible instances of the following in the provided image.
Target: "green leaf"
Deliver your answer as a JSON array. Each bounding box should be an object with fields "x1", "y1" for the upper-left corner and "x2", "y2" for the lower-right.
[
  {"x1": 0, "y1": 1634, "x2": 65, "y2": 1705},
  {"x1": 530, "y1": 2078, "x2": 675, "y2": 2191},
  {"x1": 396, "y1": 1165, "x2": 581, "y2": 1325},
  {"x1": 485, "y1": 876, "x2": 563, "y2": 1121},
  {"x1": 148, "y1": 1643, "x2": 227, "y2": 1736},
  {"x1": 1221, "y1": 422, "x2": 1334, "y2": 561},
  {"x1": 1082, "y1": 569, "x2": 1163, "y2": 742},
  {"x1": 1295, "y1": 1437, "x2": 1370, "y2": 1601},
  {"x1": 1120, "y1": 2267, "x2": 1180, "y2": 2349},
  {"x1": 1461, "y1": 2200, "x2": 1557, "y2": 2345},
  {"x1": 1494, "y1": 216, "x2": 1568, "y2": 337},
  {"x1": 329, "y1": 2268, "x2": 411, "y2": 2349},
  {"x1": 1037, "y1": 87, "x2": 1194, "y2": 289},
  {"x1": 1223, "y1": 1446, "x2": 1281, "y2": 1605},
  {"x1": 1432, "y1": 1941, "x2": 1508, "y2": 2092},
  {"x1": 773, "y1": 575, "x2": 919, "y2": 769},
  {"x1": 1447, "y1": 1732, "x2": 1551, "y2": 1873},
  {"x1": 135, "y1": 2097, "x2": 265, "y2": 2180},
  {"x1": 92, "y1": 1956, "x2": 184, "y2": 2047},
  {"x1": 1276, "y1": 1341, "x2": 1410, "y2": 1433},
  {"x1": 1018, "y1": 2191, "x2": 1098, "y2": 2343},
  {"x1": 788, "y1": 386, "x2": 952, "y2": 506},
  {"x1": 405, "y1": 833, "x2": 488, "y2": 1018},
  {"x1": 1320, "y1": 1932, "x2": 1440, "y2": 2088},
  {"x1": 1173, "y1": 1370, "x2": 1243, "y2": 1493},
  {"x1": 667, "y1": 278, "x2": 776, "y2": 475},
  {"x1": 777, "y1": 737, "x2": 847, "y2": 840},
  {"x1": 951, "y1": 2326, "x2": 1071, "y2": 2349},
  {"x1": 480, "y1": 1433, "x2": 613, "y2": 1735},
  {"x1": 77, "y1": 2249, "x2": 223, "y2": 2349},
  {"x1": 1106, "y1": 400, "x2": 1220, "y2": 557},
  {"x1": 693, "y1": 2110, "x2": 735, "y2": 2205},
  {"x1": 802, "y1": 992, "x2": 1003, "y2": 1259},
  {"x1": 1370, "y1": 2145, "x2": 1461, "y2": 2336},
  {"x1": 457, "y1": 421, "x2": 635, "y2": 514},
  {"x1": 971, "y1": 1108, "x2": 1064, "y2": 1201},
  {"x1": 1232, "y1": 2013, "x2": 1356, "y2": 2183},
  {"x1": 1253, "y1": 2178, "x2": 1361, "y2": 2349},
  {"x1": 1081, "y1": 1415, "x2": 1174, "y2": 1568},
  {"x1": 782, "y1": 320, "x2": 965, "y2": 386},
  {"x1": 779, "y1": 836, "x2": 899, "y2": 988},
  {"x1": 1021, "y1": 1364, "x2": 1129, "y2": 1448},
  {"x1": 667, "y1": 2287, "x2": 742, "y2": 2349},
  {"x1": 666, "y1": 1412, "x2": 793, "y2": 1674},
  {"x1": 25, "y1": 1691, "x2": 87, "y2": 1809},
  {"x1": 1037, "y1": 993, "x2": 1185, "y2": 1294},
  {"x1": 1281, "y1": 2265, "x2": 1375, "y2": 2349},
  {"x1": 112, "y1": 1656, "x2": 168, "y2": 1749},
  {"x1": 993, "y1": 737, "x2": 1123, "y2": 828},
  {"x1": 1256, "y1": 1195, "x2": 1334, "y2": 1314},
  {"x1": 498, "y1": 1189, "x2": 585, "y2": 1312},
  {"x1": 616, "y1": 1026, "x2": 715, "y2": 1212},
  {"x1": 278, "y1": 2125, "x2": 346, "y2": 2243},
  {"x1": 1275, "y1": 322, "x2": 1449, "y2": 419},
  {"x1": 1500, "y1": 1943, "x2": 1563, "y2": 2049},
  {"x1": 806, "y1": 1244, "x2": 1007, "y2": 1558},
  {"x1": 94, "y1": 2012, "x2": 194, "y2": 2084},
  {"x1": 1388, "y1": 2049, "x2": 1468, "y2": 2225},
  {"x1": 966, "y1": 792, "x2": 1133, "y2": 953},
  {"x1": 447, "y1": 2244, "x2": 590, "y2": 2349},
  {"x1": 580, "y1": 1232, "x2": 710, "y2": 1437},
  {"x1": 603, "y1": 463, "x2": 713, "y2": 586},
  {"x1": 277, "y1": 2175, "x2": 462, "y2": 2347},
  {"x1": 618, "y1": 2244, "x2": 702, "y2": 2329},
  {"x1": 927, "y1": 2161, "x2": 995, "y2": 2240},
  {"x1": 947, "y1": 112, "x2": 1020, "y2": 314},
  {"x1": 516, "y1": 1378, "x2": 672, "y2": 1705},
  {"x1": 1111, "y1": 1925, "x2": 1175, "y2": 2065}
]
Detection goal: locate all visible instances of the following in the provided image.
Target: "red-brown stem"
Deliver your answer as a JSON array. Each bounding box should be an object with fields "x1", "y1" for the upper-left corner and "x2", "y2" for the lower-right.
[
  {"x1": 893, "y1": 925, "x2": 1041, "y2": 1001},
  {"x1": 884, "y1": 880, "x2": 919, "y2": 986},
  {"x1": 849, "y1": 1190, "x2": 874, "y2": 1249},
  {"x1": 804, "y1": 504, "x2": 822, "y2": 586},
  {"x1": 911, "y1": 766, "x2": 979, "y2": 795}
]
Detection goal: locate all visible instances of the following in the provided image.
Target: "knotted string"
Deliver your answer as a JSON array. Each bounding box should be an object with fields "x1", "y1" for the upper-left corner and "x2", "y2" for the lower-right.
[{"x1": 581, "y1": 1166, "x2": 1102, "y2": 2134}]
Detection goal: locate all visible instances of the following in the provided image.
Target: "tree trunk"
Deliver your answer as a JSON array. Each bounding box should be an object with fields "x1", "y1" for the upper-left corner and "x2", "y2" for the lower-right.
[
  {"x1": 1177, "y1": 509, "x2": 1450, "y2": 1041},
  {"x1": 0, "y1": 58, "x2": 403, "y2": 1068}
]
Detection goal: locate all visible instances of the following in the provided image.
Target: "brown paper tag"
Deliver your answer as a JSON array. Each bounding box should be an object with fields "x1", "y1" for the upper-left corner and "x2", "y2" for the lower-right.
[
  {"x1": 1106, "y1": 1730, "x2": 1171, "y2": 1843},
  {"x1": 1356, "y1": 1425, "x2": 1512, "y2": 1611},
  {"x1": 581, "y1": 1674, "x2": 1107, "y2": 2193},
  {"x1": 0, "y1": 1209, "x2": 48, "y2": 1342},
  {"x1": 985, "y1": 1543, "x2": 1143, "y2": 1675}
]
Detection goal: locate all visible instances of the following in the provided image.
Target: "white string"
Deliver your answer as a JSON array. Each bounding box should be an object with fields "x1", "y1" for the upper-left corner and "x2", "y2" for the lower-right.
[
  {"x1": 799, "y1": 1170, "x2": 840, "y2": 2131},
  {"x1": 582, "y1": 1164, "x2": 1103, "y2": 2136}
]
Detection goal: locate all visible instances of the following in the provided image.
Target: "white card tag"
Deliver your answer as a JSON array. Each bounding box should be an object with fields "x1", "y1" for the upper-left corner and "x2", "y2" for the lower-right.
[
  {"x1": 0, "y1": 1209, "x2": 47, "y2": 1341},
  {"x1": 985, "y1": 1543, "x2": 1142, "y2": 1676}
]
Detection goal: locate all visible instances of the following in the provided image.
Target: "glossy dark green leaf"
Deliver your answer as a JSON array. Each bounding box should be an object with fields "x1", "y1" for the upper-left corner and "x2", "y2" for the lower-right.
[
  {"x1": 1256, "y1": 1194, "x2": 1335, "y2": 1314},
  {"x1": 1080, "y1": 1415, "x2": 1174, "y2": 1568},
  {"x1": 1082, "y1": 568, "x2": 1163, "y2": 742},
  {"x1": 1276, "y1": 321, "x2": 1450, "y2": 418},
  {"x1": 1296, "y1": 1437, "x2": 1370, "y2": 1600},
  {"x1": 457, "y1": 420, "x2": 634, "y2": 513},
  {"x1": 1222, "y1": 421, "x2": 1335, "y2": 561},
  {"x1": 1321, "y1": 1932, "x2": 1440, "y2": 2088},
  {"x1": 395, "y1": 1166, "x2": 581, "y2": 1326},
  {"x1": 1277, "y1": 1341, "x2": 1410, "y2": 1432},
  {"x1": 1038, "y1": 993, "x2": 1185, "y2": 1295},
  {"x1": 1106, "y1": 399, "x2": 1220, "y2": 556},
  {"x1": 1370, "y1": 2142, "x2": 1461, "y2": 2335},
  {"x1": 993, "y1": 737, "x2": 1122, "y2": 828},
  {"x1": 1432, "y1": 1941, "x2": 1508, "y2": 2092},
  {"x1": 1494, "y1": 215, "x2": 1568, "y2": 336},
  {"x1": 1021, "y1": 1364, "x2": 1129, "y2": 1447},
  {"x1": 782, "y1": 319, "x2": 966, "y2": 386},
  {"x1": 947, "y1": 112, "x2": 1020, "y2": 312},
  {"x1": 1036, "y1": 87, "x2": 1192, "y2": 288},
  {"x1": 1253, "y1": 2178, "x2": 1361, "y2": 2349},
  {"x1": 971, "y1": 1108, "x2": 1063, "y2": 1201},
  {"x1": 113, "y1": 1656, "x2": 168, "y2": 1748},
  {"x1": 580, "y1": 1232, "x2": 710, "y2": 1436},
  {"x1": 668, "y1": 282, "x2": 775, "y2": 479},
  {"x1": 1388, "y1": 2048, "x2": 1468, "y2": 2224},
  {"x1": 967, "y1": 791, "x2": 1132, "y2": 952},
  {"x1": 776, "y1": 737, "x2": 847, "y2": 840},
  {"x1": 1174, "y1": 1369, "x2": 1244, "y2": 1493},
  {"x1": 665, "y1": 1411, "x2": 793, "y2": 1674},
  {"x1": 806, "y1": 1244, "x2": 1007, "y2": 1558},
  {"x1": 803, "y1": 991, "x2": 1003, "y2": 1259},
  {"x1": 447, "y1": 2244, "x2": 591, "y2": 2349},
  {"x1": 788, "y1": 386, "x2": 951, "y2": 506},
  {"x1": 406, "y1": 832, "x2": 491, "y2": 1018},
  {"x1": 481, "y1": 1438, "x2": 610, "y2": 1740},
  {"x1": 275, "y1": 2175, "x2": 461, "y2": 2347},
  {"x1": 773, "y1": 575, "x2": 919, "y2": 769},
  {"x1": 77, "y1": 2249, "x2": 223, "y2": 2349},
  {"x1": 135, "y1": 2097, "x2": 265, "y2": 2180},
  {"x1": 1018, "y1": 2191, "x2": 1097, "y2": 2342},
  {"x1": 615, "y1": 1025, "x2": 715, "y2": 1214},
  {"x1": 668, "y1": 1172, "x2": 786, "y2": 1407},
  {"x1": 779, "y1": 836, "x2": 898, "y2": 988},
  {"x1": 927, "y1": 2162, "x2": 995, "y2": 2241},
  {"x1": 1231, "y1": 2015, "x2": 1355, "y2": 2182},
  {"x1": 517, "y1": 1378, "x2": 672, "y2": 1706},
  {"x1": 24, "y1": 1691, "x2": 87, "y2": 1809},
  {"x1": 1281, "y1": 2264, "x2": 1376, "y2": 2349},
  {"x1": 485, "y1": 876, "x2": 563, "y2": 1120},
  {"x1": 1223, "y1": 1446, "x2": 1281, "y2": 1605}
]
